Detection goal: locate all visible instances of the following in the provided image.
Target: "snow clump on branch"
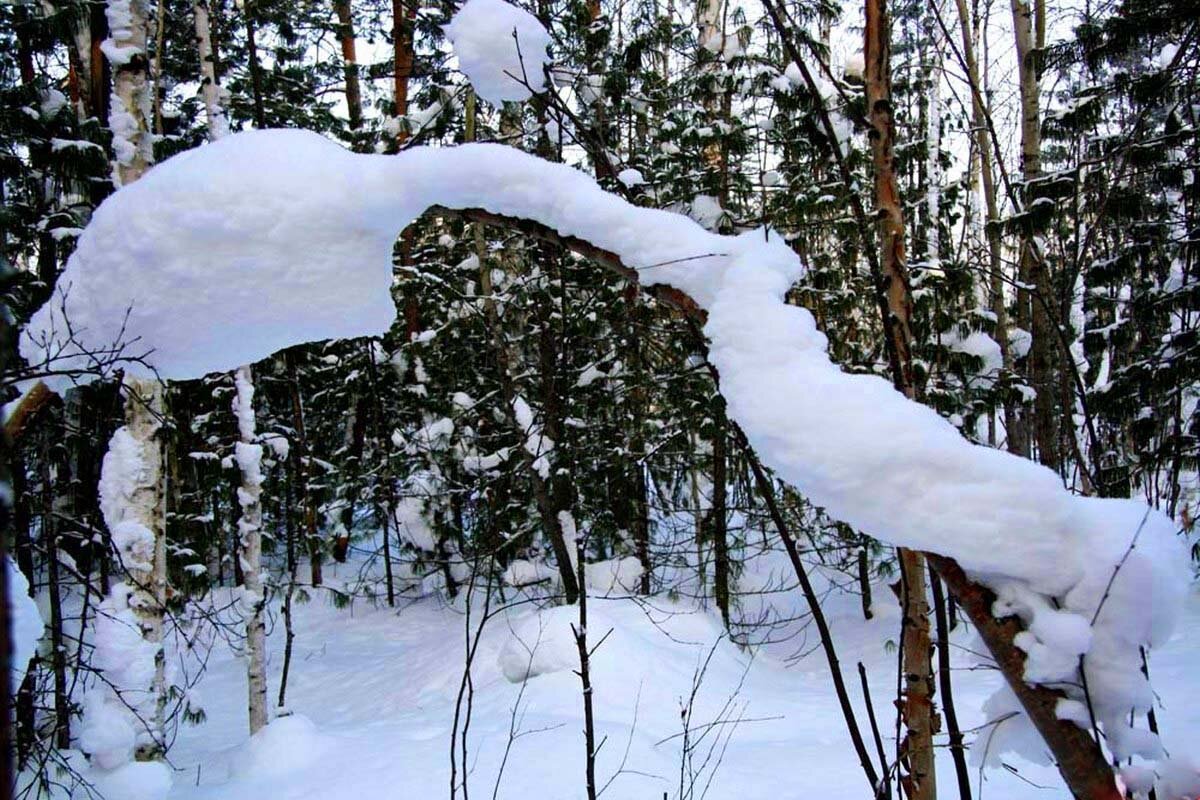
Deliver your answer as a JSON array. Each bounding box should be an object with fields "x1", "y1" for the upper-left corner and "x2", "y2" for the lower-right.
[{"x1": 443, "y1": 0, "x2": 552, "y2": 107}]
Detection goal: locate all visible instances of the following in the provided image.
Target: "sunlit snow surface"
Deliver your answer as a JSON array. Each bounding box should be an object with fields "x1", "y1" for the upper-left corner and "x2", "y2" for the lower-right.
[
  {"x1": 18, "y1": 129, "x2": 1194, "y2": 785},
  {"x1": 151, "y1": 556, "x2": 1196, "y2": 800}
]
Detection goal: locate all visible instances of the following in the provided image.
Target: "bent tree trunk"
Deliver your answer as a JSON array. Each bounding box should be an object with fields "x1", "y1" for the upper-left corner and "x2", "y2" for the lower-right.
[{"x1": 430, "y1": 205, "x2": 1123, "y2": 800}]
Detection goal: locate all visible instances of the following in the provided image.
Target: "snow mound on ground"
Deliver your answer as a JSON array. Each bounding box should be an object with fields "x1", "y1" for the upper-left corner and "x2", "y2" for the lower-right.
[
  {"x1": 497, "y1": 606, "x2": 579, "y2": 682},
  {"x1": 585, "y1": 556, "x2": 644, "y2": 595},
  {"x1": 164, "y1": 568, "x2": 1200, "y2": 800},
  {"x1": 92, "y1": 760, "x2": 172, "y2": 800},
  {"x1": 230, "y1": 715, "x2": 336, "y2": 780},
  {"x1": 444, "y1": 0, "x2": 552, "y2": 107}
]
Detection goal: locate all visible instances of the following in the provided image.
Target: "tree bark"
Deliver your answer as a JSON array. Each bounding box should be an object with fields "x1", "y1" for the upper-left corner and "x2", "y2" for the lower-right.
[
  {"x1": 898, "y1": 548, "x2": 937, "y2": 800},
  {"x1": 107, "y1": 0, "x2": 154, "y2": 186},
  {"x1": 1011, "y1": 0, "x2": 1060, "y2": 472},
  {"x1": 952, "y1": 0, "x2": 1023, "y2": 455},
  {"x1": 334, "y1": 0, "x2": 364, "y2": 133},
  {"x1": 865, "y1": 1, "x2": 937, "y2": 795},
  {"x1": 392, "y1": 0, "x2": 418, "y2": 146},
  {"x1": 193, "y1": 0, "x2": 230, "y2": 139},
  {"x1": 710, "y1": 397, "x2": 731, "y2": 628},
  {"x1": 41, "y1": 444, "x2": 72, "y2": 750},
  {"x1": 286, "y1": 352, "x2": 324, "y2": 586},
  {"x1": 242, "y1": 1, "x2": 266, "y2": 128},
  {"x1": 122, "y1": 378, "x2": 169, "y2": 760},
  {"x1": 929, "y1": 555, "x2": 1120, "y2": 800},
  {"x1": 233, "y1": 366, "x2": 268, "y2": 733}
]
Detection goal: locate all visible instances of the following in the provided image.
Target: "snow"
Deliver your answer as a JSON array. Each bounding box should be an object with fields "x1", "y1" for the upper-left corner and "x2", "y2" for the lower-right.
[
  {"x1": 98, "y1": 428, "x2": 140, "y2": 519},
  {"x1": 5, "y1": 557, "x2": 43, "y2": 688},
  {"x1": 444, "y1": 0, "x2": 552, "y2": 107},
  {"x1": 393, "y1": 487, "x2": 438, "y2": 551},
  {"x1": 585, "y1": 556, "x2": 644, "y2": 595},
  {"x1": 496, "y1": 605, "x2": 580, "y2": 682},
  {"x1": 25, "y1": 130, "x2": 760, "y2": 388},
  {"x1": 616, "y1": 167, "x2": 645, "y2": 188},
  {"x1": 229, "y1": 715, "x2": 337, "y2": 780},
  {"x1": 689, "y1": 194, "x2": 726, "y2": 231},
  {"x1": 502, "y1": 558, "x2": 558, "y2": 588},
  {"x1": 118, "y1": 556, "x2": 1199, "y2": 800},
  {"x1": 844, "y1": 52, "x2": 865, "y2": 80},
  {"x1": 232, "y1": 367, "x2": 257, "y2": 442},
  {"x1": 99, "y1": 427, "x2": 152, "y2": 557},
  {"x1": 943, "y1": 328, "x2": 1003, "y2": 381},
  {"x1": 100, "y1": 0, "x2": 143, "y2": 66},
  {"x1": 92, "y1": 760, "x2": 173, "y2": 800},
  {"x1": 18, "y1": 127, "x2": 1193, "y2": 779},
  {"x1": 513, "y1": 395, "x2": 553, "y2": 478},
  {"x1": 463, "y1": 446, "x2": 511, "y2": 473},
  {"x1": 80, "y1": 584, "x2": 164, "y2": 769}
]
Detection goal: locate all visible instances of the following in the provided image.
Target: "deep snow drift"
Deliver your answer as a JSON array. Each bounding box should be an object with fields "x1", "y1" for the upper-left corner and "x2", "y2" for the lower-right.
[{"x1": 132, "y1": 561, "x2": 1200, "y2": 800}]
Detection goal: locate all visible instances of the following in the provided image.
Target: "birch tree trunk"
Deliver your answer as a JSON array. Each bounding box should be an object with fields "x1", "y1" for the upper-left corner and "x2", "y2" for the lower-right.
[
  {"x1": 233, "y1": 367, "x2": 268, "y2": 734},
  {"x1": 95, "y1": 0, "x2": 170, "y2": 764},
  {"x1": 192, "y1": 5, "x2": 269, "y2": 730},
  {"x1": 922, "y1": 21, "x2": 942, "y2": 276},
  {"x1": 193, "y1": 0, "x2": 229, "y2": 139},
  {"x1": 122, "y1": 378, "x2": 169, "y2": 760},
  {"x1": 107, "y1": 0, "x2": 154, "y2": 186}
]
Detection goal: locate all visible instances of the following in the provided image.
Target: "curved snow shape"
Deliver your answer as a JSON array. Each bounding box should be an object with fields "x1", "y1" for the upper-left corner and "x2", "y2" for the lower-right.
[{"x1": 20, "y1": 129, "x2": 1190, "y2": 758}]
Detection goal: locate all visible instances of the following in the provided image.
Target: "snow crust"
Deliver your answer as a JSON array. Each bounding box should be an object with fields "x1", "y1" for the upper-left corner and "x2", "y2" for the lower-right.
[
  {"x1": 19, "y1": 128, "x2": 1192, "y2": 775},
  {"x1": 443, "y1": 0, "x2": 552, "y2": 107}
]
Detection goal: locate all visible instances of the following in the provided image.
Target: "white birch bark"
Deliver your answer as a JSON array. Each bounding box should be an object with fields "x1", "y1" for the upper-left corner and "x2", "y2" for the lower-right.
[
  {"x1": 191, "y1": 4, "x2": 268, "y2": 731},
  {"x1": 233, "y1": 366, "x2": 268, "y2": 733},
  {"x1": 193, "y1": 0, "x2": 230, "y2": 138},
  {"x1": 89, "y1": 377, "x2": 168, "y2": 766},
  {"x1": 84, "y1": 1, "x2": 169, "y2": 769},
  {"x1": 105, "y1": 0, "x2": 154, "y2": 186}
]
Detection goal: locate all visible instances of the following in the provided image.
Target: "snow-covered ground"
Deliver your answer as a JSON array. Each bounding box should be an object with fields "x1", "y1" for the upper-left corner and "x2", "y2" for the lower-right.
[{"x1": 163, "y1": 554, "x2": 1200, "y2": 800}]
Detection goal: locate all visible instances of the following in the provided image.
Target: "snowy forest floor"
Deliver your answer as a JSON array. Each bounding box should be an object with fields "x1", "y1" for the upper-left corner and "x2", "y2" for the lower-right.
[{"x1": 162, "y1": 550, "x2": 1200, "y2": 800}]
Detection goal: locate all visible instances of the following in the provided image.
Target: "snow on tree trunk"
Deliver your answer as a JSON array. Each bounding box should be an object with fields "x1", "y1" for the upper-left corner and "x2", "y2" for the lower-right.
[
  {"x1": 233, "y1": 366, "x2": 268, "y2": 734},
  {"x1": 191, "y1": 4, "x2": 267, "y2": 732},
  {"x1": 81, "y1": 377, "x2": 171, "y2": 796},
  {"x1": 78, "y1": 6, "x2": 170, "y2": 788},
  {"x1": 193, "y1": 0, "x2": 229, "y2": 140},
  {"x1": 104, "y1": 0, "x2": 154, "y2": 186}
]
